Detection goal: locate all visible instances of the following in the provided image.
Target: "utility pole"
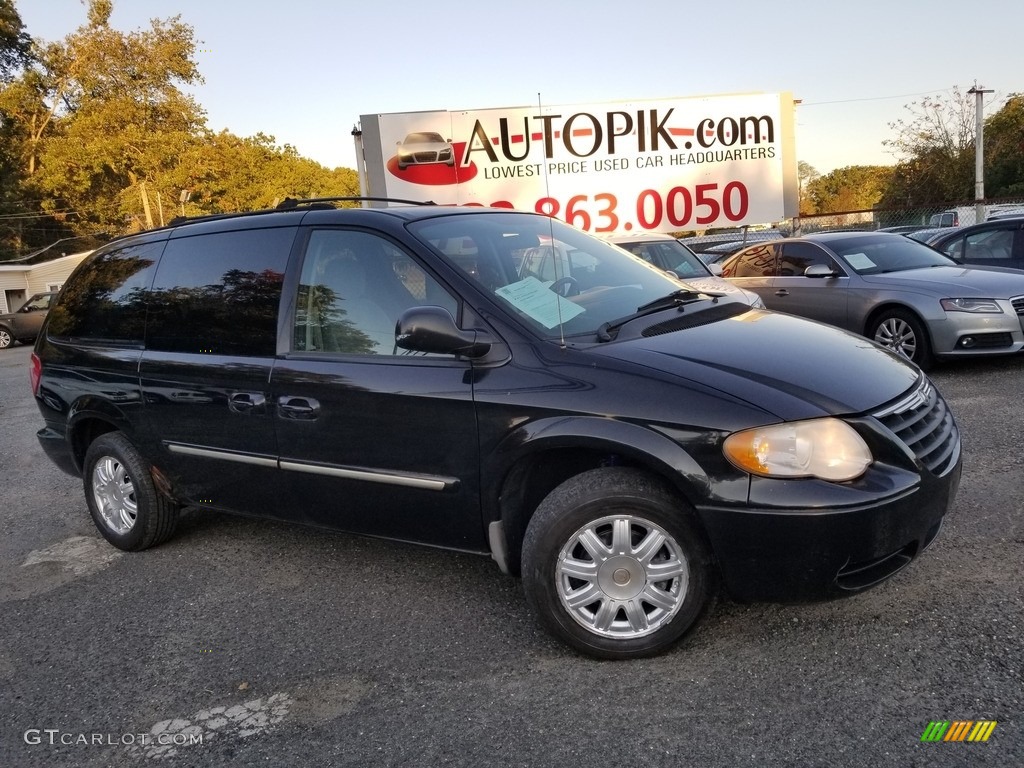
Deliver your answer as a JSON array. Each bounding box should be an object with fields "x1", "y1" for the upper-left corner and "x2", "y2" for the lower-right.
[{"x1": 967, "y1": 83, "x2": 994, "y2": 224}]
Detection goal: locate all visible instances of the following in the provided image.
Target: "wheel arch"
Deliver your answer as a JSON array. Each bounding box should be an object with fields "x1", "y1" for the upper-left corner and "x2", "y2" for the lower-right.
[
  {"x1": 863, "y1": 301, "x2": 932, "y2": 342},
  {"x1": 66, "y1": 399, "x2": 134, "y2": 473},
  {"x1": 484, "y1": 416, "x2": 713, "y2": 576}
]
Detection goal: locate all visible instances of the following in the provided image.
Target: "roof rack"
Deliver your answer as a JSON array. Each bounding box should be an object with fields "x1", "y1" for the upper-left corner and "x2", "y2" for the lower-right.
[
  {"x1": 163, "y1": 196, "x2": 437, "y2": 229},
  {"x1": 274, "y1": 196, "x2": 436, "y2": 209}
]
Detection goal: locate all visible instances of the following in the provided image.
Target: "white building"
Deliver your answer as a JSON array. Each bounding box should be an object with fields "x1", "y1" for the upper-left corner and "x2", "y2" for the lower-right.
[{"x1": 0, "y1": 251, "x2": 92, "y2": 313}]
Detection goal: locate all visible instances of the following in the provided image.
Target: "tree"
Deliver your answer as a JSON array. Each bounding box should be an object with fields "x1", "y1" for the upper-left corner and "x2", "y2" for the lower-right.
[
  {"x1": 805, "y1": 165, "x2": 894, "y2": 213},
  {"x1": 984, "y1": 94, "x2": 1024, "y2": 197},
  {"x1": 0, "y1": 0, "x2": 35, "y2": 256},
  {"x1": 797, "y1": 161, "x2": 820, "y2": 215},
  {"x1": 879, "y1": 86, "x2": 978, "y2": 206},
  {"x1": 4, "y1": 0, "x2": 205, "y2": 232},
  {"x1": 0, "y1": 0, "x2": 31, "y2": 82}
]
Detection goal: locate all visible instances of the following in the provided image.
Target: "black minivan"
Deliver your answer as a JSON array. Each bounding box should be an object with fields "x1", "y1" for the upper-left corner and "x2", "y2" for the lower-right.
[{"x1": 32, "y1": 200, "x2": 962, "y2": 659}]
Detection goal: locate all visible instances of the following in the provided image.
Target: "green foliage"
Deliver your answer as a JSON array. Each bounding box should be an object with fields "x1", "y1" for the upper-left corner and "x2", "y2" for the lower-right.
[
  {"x1": 985, "y1": 94, "x2": 1024, "y2": 197},
  {"x1": 878, "y1": 87, "x2": 1024, "y2": 207},
  {"x1": 0, "y1": 0, "x2": 31, "y2": 81},
  {"x1": 797, "y1": 161, "x2": 820, "y2": 215},
  {"x1": 0, "y1": 0, "x2": 361, "y2": 256},
  {"x1": 805, "y1": 165, "x2": 894, "y2": 213}
]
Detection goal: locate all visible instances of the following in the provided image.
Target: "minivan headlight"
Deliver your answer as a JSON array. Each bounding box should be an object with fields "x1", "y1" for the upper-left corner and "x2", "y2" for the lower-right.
[
  {"x1": 940, "y1": 298, "x2": 1003, "y2": 313},
  {"x1": 723, "y1": 418, "x2": 872, "y2": 482}
]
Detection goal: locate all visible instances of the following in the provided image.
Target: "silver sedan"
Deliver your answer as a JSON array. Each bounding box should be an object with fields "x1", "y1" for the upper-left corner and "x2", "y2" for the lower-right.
[{"x1": 720, "y1": 231, "x2": 1024, "y2": 369}]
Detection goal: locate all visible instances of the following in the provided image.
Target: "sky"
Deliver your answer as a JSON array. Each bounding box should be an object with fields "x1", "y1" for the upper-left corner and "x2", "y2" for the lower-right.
[{"x1": 16, "y1": 0, "x2": 1021, "y2": 176}]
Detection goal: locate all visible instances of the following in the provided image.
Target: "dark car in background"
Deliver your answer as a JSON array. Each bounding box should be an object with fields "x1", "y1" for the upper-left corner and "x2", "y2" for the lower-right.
[
  {"x1": 0, "y1": 291, "x2": 57, "y2": 349},
  {"x1": 928, "y1": 216, "x2": 1024, "y2": 272},
  {"x1": 907, "y1": 227, "x2": 959, "y2": 244},
  {"x1": 720, "y1": 232, "x2": 1024, "y2": 369},
  {"x1": 32, "y1": 203, "x2": 960, "y2": 660}
]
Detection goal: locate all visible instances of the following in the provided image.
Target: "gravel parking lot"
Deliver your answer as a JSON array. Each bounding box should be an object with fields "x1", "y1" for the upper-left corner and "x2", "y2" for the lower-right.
[{"x1": 1, "y1": 342, "x2": 1021, "y2": 767}]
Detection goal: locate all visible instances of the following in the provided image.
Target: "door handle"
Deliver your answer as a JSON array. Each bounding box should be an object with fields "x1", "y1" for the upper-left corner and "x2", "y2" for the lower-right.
[
  {"x1": 229, "y1": 392, "x2": 267, "y2": 414},
  {"x1": 278, "y1": 395, "x2": 320, "y2": 420},
  {"x1": 774, "y1": 289, "x2": 789, "y2": 297}
]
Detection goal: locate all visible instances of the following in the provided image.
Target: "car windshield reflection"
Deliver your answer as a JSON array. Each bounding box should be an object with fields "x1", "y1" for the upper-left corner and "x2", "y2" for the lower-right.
[{"x1": 408, "y1": 213, "x2": 719, "y2": 339}]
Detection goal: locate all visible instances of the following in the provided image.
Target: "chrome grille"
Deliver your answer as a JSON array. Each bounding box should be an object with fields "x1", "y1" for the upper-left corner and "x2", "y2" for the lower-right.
[
  {"x1": 1011, "y1": 295, "x2": 1024, "y2": 316},
  {"x1": 872, "y1": 378, "x2": 959, "y2": 475}
]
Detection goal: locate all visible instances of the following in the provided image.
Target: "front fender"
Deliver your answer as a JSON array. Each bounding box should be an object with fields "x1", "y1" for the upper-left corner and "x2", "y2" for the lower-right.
[{"x1": 483, "y1": 415, "x2": 714, "y2": 515}]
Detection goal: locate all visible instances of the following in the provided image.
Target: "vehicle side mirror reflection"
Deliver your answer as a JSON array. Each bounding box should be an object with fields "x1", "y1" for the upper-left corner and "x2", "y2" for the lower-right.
[
  {"x1": 396, "y1": 306, "x2": 492, "y2": 358},
  {"x1": 804, "y1": 264, "x2": 837, "y2": 278}
]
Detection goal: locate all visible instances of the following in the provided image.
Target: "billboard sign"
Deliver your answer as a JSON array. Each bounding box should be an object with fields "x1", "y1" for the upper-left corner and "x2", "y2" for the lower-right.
[{"x1": 357, "y1": 93, "x2": 797, "y2": 233}]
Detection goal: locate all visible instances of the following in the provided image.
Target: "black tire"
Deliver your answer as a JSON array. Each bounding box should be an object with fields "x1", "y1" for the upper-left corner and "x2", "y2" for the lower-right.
[
  {"x1": 521, "y1": 467, "x2": 717, "y2": 659},
  {"x1": 0, "y1": 326, "x2": 12, "y2": 349},
  {"x1": 869, "y1": 308, "x2": 933, "y2": 370},
  {"x1": 83, "y1": 432, "x2": 180, "y2": 551}
]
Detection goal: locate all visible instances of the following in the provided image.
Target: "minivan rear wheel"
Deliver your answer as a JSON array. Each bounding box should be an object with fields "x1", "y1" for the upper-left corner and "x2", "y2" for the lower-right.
[
  {"x1": 83, "y1": 433, "x2": 180, "y2": 551},
  {"x1": 522, "y1": 467, "x2": 716, "y2": 659}
]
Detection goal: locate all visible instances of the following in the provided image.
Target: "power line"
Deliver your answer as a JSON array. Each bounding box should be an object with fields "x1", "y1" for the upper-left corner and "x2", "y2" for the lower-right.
[
  {"x1": 799, "y1": 89, "x2": 953, "y2": 107},
  {"x1": 0, "y1": 210, "x2": 80, "y2": 221}
]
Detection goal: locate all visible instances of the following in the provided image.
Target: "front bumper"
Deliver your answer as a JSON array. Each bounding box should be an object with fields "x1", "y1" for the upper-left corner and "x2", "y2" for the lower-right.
[{"x1": 696, "y1": 457, "x2": 962, "y2": 602}]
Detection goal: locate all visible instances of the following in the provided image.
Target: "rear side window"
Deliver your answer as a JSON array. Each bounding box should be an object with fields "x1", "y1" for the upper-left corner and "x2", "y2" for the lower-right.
[
  {"x1": 724, "y1": 244, "x2": 777, "y2": 277},
  {"x1": 46, "y1": 241, "x2": 163, "y2": 344},
  {"x1": 146, "y1": 228, "x2": 293, "y2": 356}
]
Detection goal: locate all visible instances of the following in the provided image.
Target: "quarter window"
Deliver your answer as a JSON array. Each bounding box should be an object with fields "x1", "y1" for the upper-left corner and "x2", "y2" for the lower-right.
[
  {"x1": 45, "y1": 241, "x2": 163, "y2": 344},
  {"x1": 725, "y1": 244, "x2": 777, "y2": 277}
]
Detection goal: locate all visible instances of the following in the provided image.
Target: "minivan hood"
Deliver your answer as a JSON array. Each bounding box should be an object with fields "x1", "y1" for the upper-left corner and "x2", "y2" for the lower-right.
[
  {"x1": 861, "y1": 265, "x2": 1024, "y2": 294},
  {"x1": 590, "y1": 307, "x2": 920, "y2": 421}
]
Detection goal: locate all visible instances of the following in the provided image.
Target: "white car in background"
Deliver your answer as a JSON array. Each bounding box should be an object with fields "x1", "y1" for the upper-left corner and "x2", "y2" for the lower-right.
[{"x1": 604, "y1": 233, "x2": 764, "y2": 307}]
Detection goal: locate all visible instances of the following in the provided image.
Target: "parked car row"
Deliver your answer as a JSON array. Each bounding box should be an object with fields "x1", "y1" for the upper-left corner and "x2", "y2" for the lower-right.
[{"x1": 718, "y1": 231, "x2": 1024, "y2": 369}]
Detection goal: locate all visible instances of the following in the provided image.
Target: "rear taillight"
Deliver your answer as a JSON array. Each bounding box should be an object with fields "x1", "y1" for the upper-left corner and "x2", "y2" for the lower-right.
[{"x1": 30, "y1": 352, "x2": 41, "y2": 396}]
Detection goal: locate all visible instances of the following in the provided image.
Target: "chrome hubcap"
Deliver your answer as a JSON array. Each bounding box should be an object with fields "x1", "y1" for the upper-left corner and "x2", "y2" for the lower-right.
[
  {"x1": 91, "y1": 456, "x2": 138, "y2": 534},
  {"x1": 875, "y1": 318, "x2": 917, "y2": 360},
  {"x1": 556, "y1": 515, "x2": 688, "y2": 639}
]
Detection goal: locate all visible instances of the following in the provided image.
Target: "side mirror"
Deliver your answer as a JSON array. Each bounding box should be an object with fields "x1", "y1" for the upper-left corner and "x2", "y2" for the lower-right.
[
  {"x1": 804, "y1": 264, "x2": 837, "y2": 278},
  {"x1": 706, "y1": 263, "x2": 724, "y2": 276},
  {"x1": 396, "y1": 306, "x2": 492, "y2": 358}
]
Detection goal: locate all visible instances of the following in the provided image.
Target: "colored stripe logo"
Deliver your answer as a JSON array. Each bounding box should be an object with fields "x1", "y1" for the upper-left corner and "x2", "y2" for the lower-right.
[{"x1": 921, "y1": 720, "x2": 997, "y2": 742}]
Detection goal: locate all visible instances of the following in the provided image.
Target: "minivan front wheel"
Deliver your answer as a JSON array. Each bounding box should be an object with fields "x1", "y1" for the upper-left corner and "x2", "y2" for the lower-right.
[
  {"x1": 522, "y1": 468, "x2": 716, "y2": 659},
  {"x1": 83, "y1": 433, "x2": 180, "y2": 551}
]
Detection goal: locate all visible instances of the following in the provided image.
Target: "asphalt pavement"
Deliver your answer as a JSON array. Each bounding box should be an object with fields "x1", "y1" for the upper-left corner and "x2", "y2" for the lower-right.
[{"x1": 1, "y1": 341, "x2": 1021, "y2": 768}]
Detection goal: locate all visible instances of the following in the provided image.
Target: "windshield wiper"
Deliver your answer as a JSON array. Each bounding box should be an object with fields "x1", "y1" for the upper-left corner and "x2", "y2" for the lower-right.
[{"x1": 596, "y1": 289, "x2": 712, "y2": 342}]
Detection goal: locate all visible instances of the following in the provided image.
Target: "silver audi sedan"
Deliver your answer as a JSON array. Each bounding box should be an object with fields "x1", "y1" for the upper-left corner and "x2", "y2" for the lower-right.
[{"x1": 720, "y1": 231, "x2": 1024, "y2": 369}]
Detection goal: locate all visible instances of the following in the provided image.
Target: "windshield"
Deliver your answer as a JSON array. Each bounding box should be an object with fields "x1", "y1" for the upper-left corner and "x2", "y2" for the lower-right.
[
  {"x1": 408, "y1": 212, "x2": 700, "y2": 338},
  {"x1": 825, "y1": 234, "x2": 959, "y2": 275}
]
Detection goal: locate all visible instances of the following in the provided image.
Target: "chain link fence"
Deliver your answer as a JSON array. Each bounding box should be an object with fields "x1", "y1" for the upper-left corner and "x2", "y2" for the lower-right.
[{"x1": 792, "y1": 198, "x2": 1024, "y2": 235}]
